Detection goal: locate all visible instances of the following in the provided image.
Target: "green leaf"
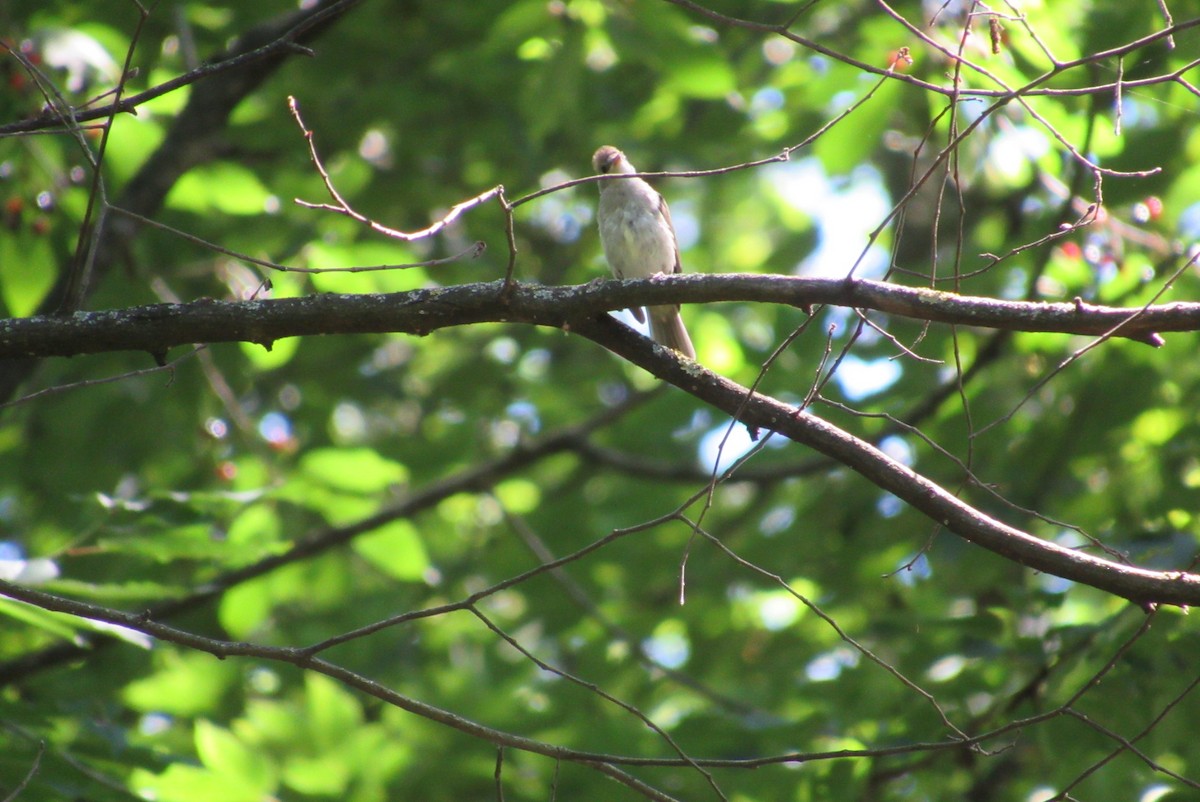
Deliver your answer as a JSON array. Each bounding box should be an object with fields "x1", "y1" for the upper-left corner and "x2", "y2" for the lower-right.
[
  {"x1": 131, "y1": 762, "x2": 269, "y2": 802},
  {"x1": 195, "y1": 719, "x2": 275, "y2": 790},
  {"x1": 283, "y1": 751, "x2": 352, "y2": 796},
  {"x1": 122, "y1": 651, "x2": 238, "y2": 716},
  {"x1": 218, "y1": 577, "x2": 274, "y2": 639},
  {"x1": 352, "y1": 520, "x2": 430, "y2": 581},
  {"x1": 304, "y1": 673, "x2": 364, "y2": 748},
  {"x1": 0, "y1": 596, "x2": 80, "y2": 640},
  {"x1": 239, "y1": 335, "x2": 301, "y2": 370},
  {"x1": 0, "y1": 231, "x2": 55, "y2": 316},
  {"x1": 166, "y1": 162, "x2": 272, "y2": 215},
  {"x1": 299, "y1": 447, "x2": 409, "y2": 494},
  {"x1": 662, "y1": 54, "x2": 736, "y2": 99}
]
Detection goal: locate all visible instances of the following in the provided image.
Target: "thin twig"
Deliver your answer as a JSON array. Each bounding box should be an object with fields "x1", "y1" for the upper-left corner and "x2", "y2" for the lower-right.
[
  {"x1": 111, "y1": 206, "x2": 486, "y2": 274},
  {"x1": 0, "y1": 348, "x2": 202, "y2": 411},
  {"x1": 290, "y1": 96, "x2": 505, "y2": 243}
]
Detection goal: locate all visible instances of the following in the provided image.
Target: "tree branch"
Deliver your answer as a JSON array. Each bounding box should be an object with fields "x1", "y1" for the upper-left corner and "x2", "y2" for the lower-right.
[
  {"x1": 0, "y1": 0, "x2": 362, "y2": 402},
  {"x1": 0, "y1": 274, "x2": 1193, "y2": 359},
  {"x1": 0, "y1": 389, "x2": 658, "y2": 685},
  {"x1": 570, "y1": 315, "x2": 1200, "y2": 607},
  {"x1": 1, "y1": 277, "x2": 1197, "y2": 603},
  {"x1": 0, "y1": 0, "x2": 362, "y2": 136}
]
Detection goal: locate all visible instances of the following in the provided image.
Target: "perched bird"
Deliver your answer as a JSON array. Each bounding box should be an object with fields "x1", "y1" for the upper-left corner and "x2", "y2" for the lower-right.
[{"x1": 592, "y1": 145, "x2": 695, "y2": 359}]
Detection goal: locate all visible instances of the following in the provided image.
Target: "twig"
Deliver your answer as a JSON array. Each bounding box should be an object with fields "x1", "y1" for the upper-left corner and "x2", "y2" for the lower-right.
[
  {"x1": 1, "y1": 739, "x2": 43, "y2": 802},
  {"x1": 111, "y1": 206, "x2": 486, "y2": 274},
  {"x1": 289, "y1": 96, "x2": 505, "y2": 243},
  {"x1": 0, "y1": 348, "x2": 202, "y2": 411}
]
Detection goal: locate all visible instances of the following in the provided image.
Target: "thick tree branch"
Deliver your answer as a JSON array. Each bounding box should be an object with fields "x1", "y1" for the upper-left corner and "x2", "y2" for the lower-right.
[
  {"x1": 570, "y1": 315, "x2": 1200, "y2": 607},
  {"x1": 1, "y1": 276, "x2": 1197, "y2": 602},
  {"x1": 0, "y1": 274, "x2": 1193, "y2": 359}
]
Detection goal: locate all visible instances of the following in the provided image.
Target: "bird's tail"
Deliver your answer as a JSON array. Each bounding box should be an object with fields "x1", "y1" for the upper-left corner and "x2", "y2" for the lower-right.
[{"x1": 648, "y1": 306, "x2": 696, "y2": 360}]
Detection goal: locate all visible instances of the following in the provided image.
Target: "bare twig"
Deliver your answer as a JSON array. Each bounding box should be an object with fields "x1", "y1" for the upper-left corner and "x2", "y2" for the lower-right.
[
  {"x1": 1, "y1": 739, "x2": 43, "y2": 802},
  {"x1": 0, "y1": 348, "x2": 202, "y2": 411},
  {"x1": 57, "y1": 4, "x2": 151, "y2": 314},
  {"x1": 111, "y1": 206, "x2": 486, "y2": 274},
  {"x1": 290, "y1": 96, "x2": 507, "y2": 243}
]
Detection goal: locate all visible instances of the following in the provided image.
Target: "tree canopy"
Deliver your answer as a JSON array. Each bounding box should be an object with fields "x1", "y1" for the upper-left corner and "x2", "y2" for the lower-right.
[{"x1": 3, "y1": 1, "x2": 1200, "y2": 800}]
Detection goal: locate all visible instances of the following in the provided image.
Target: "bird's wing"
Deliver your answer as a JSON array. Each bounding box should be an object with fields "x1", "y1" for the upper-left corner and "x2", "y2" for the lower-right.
[{"x1": 656, "y1": 192, "x2": 683, "y2": 276}]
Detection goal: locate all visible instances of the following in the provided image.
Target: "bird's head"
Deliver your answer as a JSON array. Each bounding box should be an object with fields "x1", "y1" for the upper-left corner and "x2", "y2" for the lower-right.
[{"x1": 592, "y1": 145, "x2": 632, "y2": 175}]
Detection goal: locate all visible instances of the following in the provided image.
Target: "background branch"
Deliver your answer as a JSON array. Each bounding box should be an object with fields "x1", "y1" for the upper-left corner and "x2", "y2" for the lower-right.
[{"x1": 0, "y1": 0, "x2": 360, "y2": 402}]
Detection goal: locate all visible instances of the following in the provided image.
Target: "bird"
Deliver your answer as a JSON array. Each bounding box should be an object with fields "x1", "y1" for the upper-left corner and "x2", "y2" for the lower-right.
[{"x1": 592, "y1": 145, "x2": 696, "y2": 360}]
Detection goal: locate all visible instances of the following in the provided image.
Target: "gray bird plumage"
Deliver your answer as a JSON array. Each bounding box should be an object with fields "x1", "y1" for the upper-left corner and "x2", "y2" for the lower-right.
[{"x1": 592, "y1": 146, "x2": 695, "y2": 360}]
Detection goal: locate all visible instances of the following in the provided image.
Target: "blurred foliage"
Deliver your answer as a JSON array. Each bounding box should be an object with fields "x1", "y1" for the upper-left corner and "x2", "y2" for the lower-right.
[{"x1": 3, "y1": 1, "x2": 1200, "y2": 801}]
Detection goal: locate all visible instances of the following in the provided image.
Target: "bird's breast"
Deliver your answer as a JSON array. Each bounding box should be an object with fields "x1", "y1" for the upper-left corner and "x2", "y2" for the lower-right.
[{"x1": 598, "y1": 195, "x2": 675, "y2": 279}]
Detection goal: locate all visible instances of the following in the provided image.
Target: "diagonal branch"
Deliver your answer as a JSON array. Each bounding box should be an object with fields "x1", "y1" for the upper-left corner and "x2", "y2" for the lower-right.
[
  {"x1": 568, "y1": 315, "x2": 1200, "y2": 607},
  {"x1": 0, "y1": 389, "x2": 658, "y2": 685},
  {"x1": 1, "y1": 278, "x2": 1197, "y2": 603},
  {"x1": 0, "y1": 0, "x2": 364, "y2": 404},
  {"x1": 0, "y1": 0, "x2": 362, "y2": 136}
]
